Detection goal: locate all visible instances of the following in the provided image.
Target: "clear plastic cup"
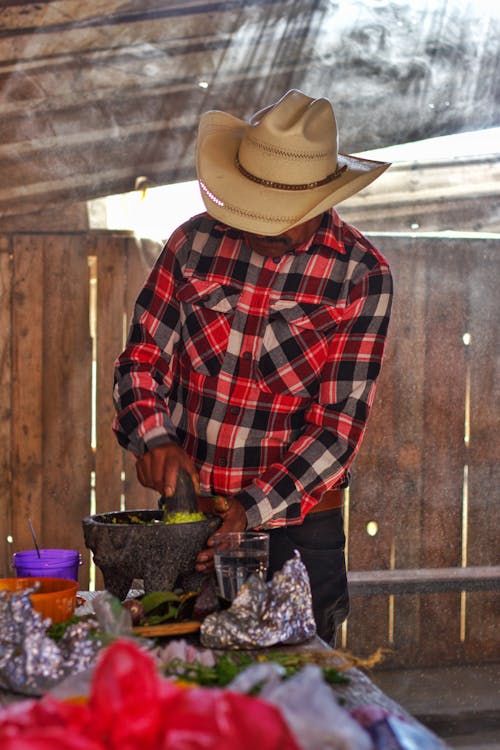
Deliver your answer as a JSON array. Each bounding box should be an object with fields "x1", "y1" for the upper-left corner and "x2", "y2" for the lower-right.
[{"x1": 213, "y1": 531, "x2": 269, "y2": 601}]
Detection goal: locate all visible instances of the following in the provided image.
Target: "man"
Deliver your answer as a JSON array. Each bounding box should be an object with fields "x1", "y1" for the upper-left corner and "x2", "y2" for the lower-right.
[{"x1": 113, "y1": 89, "x2": 392, "y2": 644}]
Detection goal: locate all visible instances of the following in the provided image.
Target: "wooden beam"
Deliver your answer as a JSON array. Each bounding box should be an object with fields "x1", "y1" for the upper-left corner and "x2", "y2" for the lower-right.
[{"x1": 348, "y1": 566, "x2": 500, "y2": 596}]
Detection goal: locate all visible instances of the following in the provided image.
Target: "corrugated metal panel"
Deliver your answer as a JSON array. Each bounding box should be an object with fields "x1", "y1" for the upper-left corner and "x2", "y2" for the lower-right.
[{"x1": 1, "y1": 0, "x2": 499, "y2": 216}]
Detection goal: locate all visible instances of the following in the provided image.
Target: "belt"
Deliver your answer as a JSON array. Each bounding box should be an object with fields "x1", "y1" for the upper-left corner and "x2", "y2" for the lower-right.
[{"x1": 308, "y1": 488, "x2": 344, "y2": 514}]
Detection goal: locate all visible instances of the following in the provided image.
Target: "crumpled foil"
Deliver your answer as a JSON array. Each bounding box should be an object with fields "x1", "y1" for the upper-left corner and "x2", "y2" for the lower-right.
[
  {"x1": 0, "y1": 586, "x2": 102, "y2": 696},
  {"x1": 200, "y1": 552, "x2": 316, "y2": 649}
]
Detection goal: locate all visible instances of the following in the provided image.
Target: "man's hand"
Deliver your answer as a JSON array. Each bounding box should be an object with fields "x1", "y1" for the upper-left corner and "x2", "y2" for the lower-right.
[
  {"x1": 135, "y1": 443, "x2": 200, "y2": 498},
  {"x1": 195, "y1": 497, "x2": 247, "y2": 573}
]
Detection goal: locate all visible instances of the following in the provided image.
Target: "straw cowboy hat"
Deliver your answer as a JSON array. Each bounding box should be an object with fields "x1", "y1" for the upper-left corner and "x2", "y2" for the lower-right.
[{"x1": 196, "y1": 89, "x2": 390, "y2": 236}]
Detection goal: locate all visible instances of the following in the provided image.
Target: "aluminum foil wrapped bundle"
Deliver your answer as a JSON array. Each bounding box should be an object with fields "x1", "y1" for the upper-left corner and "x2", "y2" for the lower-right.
[
  {"x1": 200, "y1": 552, "x2": 316, "y2": 649},
  {"x1": 0, "y1": 587, "x2": 101, "y2": 696}
]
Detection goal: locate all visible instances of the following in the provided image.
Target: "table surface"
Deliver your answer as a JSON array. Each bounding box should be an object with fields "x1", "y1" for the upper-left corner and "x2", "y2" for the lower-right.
[{"x1": 0, "y1": 590, "x2": 450, "y2": 748}]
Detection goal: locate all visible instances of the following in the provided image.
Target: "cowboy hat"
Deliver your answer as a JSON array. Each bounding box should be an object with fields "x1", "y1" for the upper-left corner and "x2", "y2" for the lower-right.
[{"x1": 196, "y1": 89, "x2": 390, "y2": 236}]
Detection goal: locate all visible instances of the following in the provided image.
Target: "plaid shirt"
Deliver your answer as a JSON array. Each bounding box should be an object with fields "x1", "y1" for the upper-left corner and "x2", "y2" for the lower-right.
[{"x1": 113, "y1": 209, "x2": 392, "y2": 529}]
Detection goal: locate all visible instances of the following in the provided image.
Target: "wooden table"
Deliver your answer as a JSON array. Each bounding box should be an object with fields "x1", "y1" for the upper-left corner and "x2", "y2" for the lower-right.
[
  {"x1": 0, "y1": 591, "x2": 451, "y2": 747},
  {"x1": 80, "y1": 592, "x2": 453, "y2": 746}
]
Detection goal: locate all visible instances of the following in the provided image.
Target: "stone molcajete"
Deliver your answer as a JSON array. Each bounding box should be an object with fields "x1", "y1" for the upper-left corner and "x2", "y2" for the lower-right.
[
  {"x1": 82, "y1": 472, "x2": 221, "y2": 600},
  {"x1": 82, "y1": 509, "x2": 220, "y2": 600}
]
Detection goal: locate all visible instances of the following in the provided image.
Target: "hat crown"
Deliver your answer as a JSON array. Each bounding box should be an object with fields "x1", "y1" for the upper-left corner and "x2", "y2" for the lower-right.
[
  {"x1": 195, "y1": 88, "x2": 390, "y2": 236},
  {"x1": 238, "y1": 90, "x2": 339, "y2": 185}
]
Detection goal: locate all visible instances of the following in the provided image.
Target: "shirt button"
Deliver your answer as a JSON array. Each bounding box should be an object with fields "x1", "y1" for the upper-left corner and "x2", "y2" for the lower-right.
[
  {"x1": 242, "y1": 351, "x2": 252, "y2": 360},
  {"x1": 272, "y1": 256, "x2": 281, "y2": 264},
  {"x1": 230, "y1": 406, "x2": 239, "y2": 415},
  {"x1": 217, "y1": 457, "x2": 227, "y2": 467}
]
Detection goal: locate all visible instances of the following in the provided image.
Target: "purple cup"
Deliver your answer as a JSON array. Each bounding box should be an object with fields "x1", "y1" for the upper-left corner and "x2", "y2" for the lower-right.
[{"x1": 13, "y1": 548, "x2": 81, "y2": 582}]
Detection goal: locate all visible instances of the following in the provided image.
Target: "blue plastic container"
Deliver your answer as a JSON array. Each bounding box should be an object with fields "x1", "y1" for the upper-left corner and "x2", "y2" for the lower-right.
[{"x1": 13, "y1": 548, "x2": 81, "y2": 582}]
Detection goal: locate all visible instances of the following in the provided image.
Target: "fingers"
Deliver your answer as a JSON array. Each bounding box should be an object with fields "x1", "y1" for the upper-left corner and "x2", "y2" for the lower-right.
[
  {"x1": 213, "y1": 495, "x2": 232, "y2": 513},
  {"x1": 135, "y1": 455, "x2": 148, "y2": 487},
  {"x1": 195, "y1": 546, "x2": 215, "y2": 572},
  {"x1": 195, "y1": 499, "x2": 247, "y2": 573},
  {"x1": 162, "y1": 459, "x2": 179, "y2": 498},
  {"x1": 135, "y1": 444, "x2": 200, "y2": 498},
  {"x1": 210, "y1": 497, "x2": 248, "y2": 536}
]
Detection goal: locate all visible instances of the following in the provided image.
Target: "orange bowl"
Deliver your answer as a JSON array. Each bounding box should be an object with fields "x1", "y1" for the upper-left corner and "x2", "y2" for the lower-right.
[{"x1": 0, "y1": 576, "x2": 78, "y2": 624}]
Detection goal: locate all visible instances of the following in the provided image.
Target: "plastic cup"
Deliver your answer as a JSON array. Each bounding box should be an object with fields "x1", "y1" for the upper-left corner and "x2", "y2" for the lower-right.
[
  {"x1": 13, "y1": 549, "x2": 81, "y2": 582},
  {"x1": 213, "y1": 531, "x2": 269, "y2": 601}
]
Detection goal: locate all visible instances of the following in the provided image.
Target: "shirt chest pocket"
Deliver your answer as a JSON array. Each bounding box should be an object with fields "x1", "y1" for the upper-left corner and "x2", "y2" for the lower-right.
[
  {"x1": 175, "y1": 277, "x2": 239, "y2": 376},
  {"x1": 257, "y1": 301, "x2": 342, "y2": 398}
]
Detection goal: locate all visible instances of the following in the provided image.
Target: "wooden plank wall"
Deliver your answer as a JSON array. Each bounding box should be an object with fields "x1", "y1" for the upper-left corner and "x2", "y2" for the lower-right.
[
  {"x1": 0, "y1": 231, "x2": 157, "y2": 586},
  {"x1": 0, "y1": 229, "x2": 498, "y2": 667},
  {"x1": 0, "y1": 236, "x2": 12, "y2": 577},
  {"x1": 464, "y1": 242, "x2": 500, "y2": 662},
  {"x1": 93, "y1": 233, "x2": 158, "y2": 523},
  {"x1": 347, "y1": 236, "x2": 500, "y2": 668},
  {"x1": 0, "y1": 233, "x2": 93, "y2": 583}
]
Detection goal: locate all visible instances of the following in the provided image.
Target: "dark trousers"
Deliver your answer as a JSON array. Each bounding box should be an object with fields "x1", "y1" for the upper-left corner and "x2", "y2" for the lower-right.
[{"x1": 267, "y1": 509, "x2": 349, "y2": 646}]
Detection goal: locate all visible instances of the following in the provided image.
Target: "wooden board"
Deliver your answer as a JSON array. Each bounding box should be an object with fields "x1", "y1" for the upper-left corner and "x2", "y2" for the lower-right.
[
  {"x1": 11, "y1": 235, "x2": 44, "y2": 555},
  {"x1": 0, "y1": 237, "x2": 12, "y2": 577},
  {"x1": 347, "y1": 237, "x2": 425, "y2": 663},
  {"x1": 122, "y1": 236, "x2": 159, "y2": 510},
  {"x1": 347, "y1": 237, "x2": 471, "y2": 667},
  {"x1": 93, "y1": 233, "x2": 128, "y2": 515},
  {"x1": 348, "y1": 566, "x2": 500, "y2": 595},
  {"x1": 464, "y1": 240, "x2": 500, "y2": 661},
  {"x1": 413, "y1": 239, "x2": 467, "y2": 666},
  {"x1": 41, "y1": 234, "x2": 93, "y2": 586},
  {"x1": 385, "y1": 239, "x2": 426, "y2": 667},
  {"x1": 133, "y1": 620, "x2": 201, "y2": 638}
]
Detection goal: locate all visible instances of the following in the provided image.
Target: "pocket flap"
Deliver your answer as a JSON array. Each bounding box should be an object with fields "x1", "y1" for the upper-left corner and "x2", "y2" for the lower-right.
[
  {"x1": 270, "y1": 300, "x2": 342, "y2": 331},
  {"x1": 176, "y1": 277, "x2": 238, "y2": 313}
]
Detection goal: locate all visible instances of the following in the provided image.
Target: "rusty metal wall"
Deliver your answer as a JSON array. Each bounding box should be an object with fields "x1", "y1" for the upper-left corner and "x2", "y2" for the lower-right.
[{"x1": 1, "y1": 0, "x2": 499, "y2": 216}]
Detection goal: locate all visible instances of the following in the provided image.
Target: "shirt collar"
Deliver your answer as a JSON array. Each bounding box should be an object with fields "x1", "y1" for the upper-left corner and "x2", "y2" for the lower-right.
[
  {"x1": 280, "y1": 209, "x2": 347, "y2": 257},
  {"x1": 308, "y1": 209, "x2": 347, "y2": 255},
  {"x1": 212, "y1": 209, "x2": 346, "y2": 256}
]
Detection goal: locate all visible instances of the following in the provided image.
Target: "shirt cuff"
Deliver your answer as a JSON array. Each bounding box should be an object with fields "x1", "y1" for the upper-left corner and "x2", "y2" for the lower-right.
[
  {"x1": 234, "y1": 486, "x2": 302, "y2": 529},
  {"x1": 126, "y1": 425, "x2": 177, "y2": 455}
]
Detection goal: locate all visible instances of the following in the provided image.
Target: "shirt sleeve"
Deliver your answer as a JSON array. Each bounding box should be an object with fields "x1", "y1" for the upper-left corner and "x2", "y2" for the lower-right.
[
  {"x1": 235, "y1": 261, "x2": 393, "y2": 528},
  {"x1": 112, "y1": 228, "x2": 188, "y2": 455}
]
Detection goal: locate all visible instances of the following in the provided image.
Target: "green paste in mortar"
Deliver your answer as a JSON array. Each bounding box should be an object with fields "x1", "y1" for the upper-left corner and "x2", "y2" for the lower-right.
[
  {"x1": 163, "y1": 511, "x2": 207, "y2": 524},
  {"x1": 107, "y1": 511, "x2": 207, "y2": 525}
]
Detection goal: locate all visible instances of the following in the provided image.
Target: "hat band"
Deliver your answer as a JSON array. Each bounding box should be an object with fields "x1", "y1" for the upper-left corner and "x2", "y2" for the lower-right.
[{"x1": 236, "y1": 156, "x2": 347, "y2": 191}]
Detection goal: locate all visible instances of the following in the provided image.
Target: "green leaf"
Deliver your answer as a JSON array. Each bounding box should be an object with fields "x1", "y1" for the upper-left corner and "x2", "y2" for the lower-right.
[
  {"x1": 145, "y1": 602, "x2": 181, "y2": 625},
  {"x1": 140, "y1": 591, "x2": 180, "y2": 614},
  {"x1": 322, "y1": 667, "x2": 349, "y2": 685}
]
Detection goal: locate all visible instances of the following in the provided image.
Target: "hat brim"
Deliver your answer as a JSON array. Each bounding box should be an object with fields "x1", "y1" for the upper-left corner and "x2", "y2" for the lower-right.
[{"x1": 196, "y1": 110, "x2": 390, "y2": 236}]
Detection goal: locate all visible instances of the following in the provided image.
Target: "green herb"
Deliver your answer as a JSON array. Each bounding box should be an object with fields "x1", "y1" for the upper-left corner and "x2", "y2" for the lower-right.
[
  {"x1": 46, "y1": 614, "x2": 101, "y2": 642},
  {"x1": 322, "y1": 666, "x2": 350, "y2": 685},
  {"x1": 161, "y1": 650, "x2": 349, "y2": 689},
  {"x1": 47, "y1": 616, "x2": 80, "y2": 641}
]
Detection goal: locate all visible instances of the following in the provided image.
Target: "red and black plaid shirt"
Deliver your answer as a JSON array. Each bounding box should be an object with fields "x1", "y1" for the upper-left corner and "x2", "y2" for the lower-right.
[{"x1": 113, "y1": 209, "x2": 392, "y2": 528}]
